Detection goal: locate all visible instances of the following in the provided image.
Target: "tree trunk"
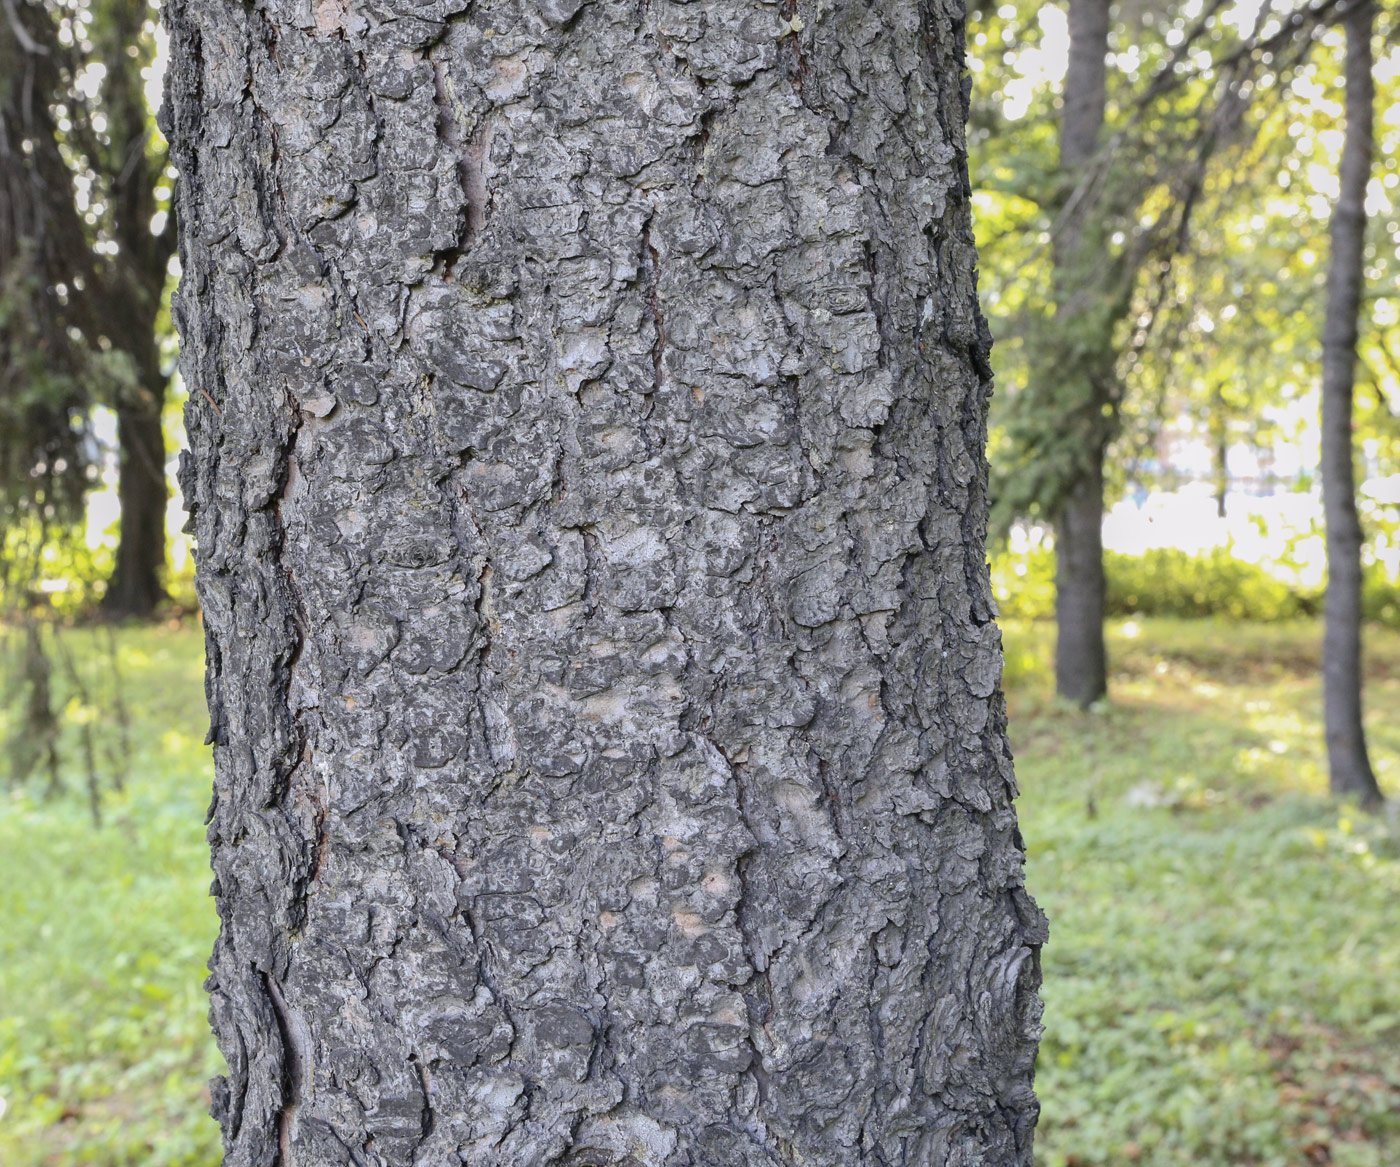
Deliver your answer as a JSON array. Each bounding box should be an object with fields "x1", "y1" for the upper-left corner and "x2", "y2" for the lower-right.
[
  {"x1": 1321, "y1": 0, "x2": 1382, "y2": 807},
  {"x1": 1061, "y1": 0, "x2": 1108, "y2": 167},
  {"x1": 1210, "y1": 382, "x2": 1228, "y2": 519},
  {"x1": 166, "y1": 2, "x2": 1047, "y2": 1164},
  {"x1": 1051, "y1": 0, "x2": 1111, "y2": 707},
  {"x1": 103, "y1": 367, "x2": 167, "y2": 617},
  {"x1": 1054, "y1": 465, "x2": 1107, "y2": 708},
  {"x1": 99, "y1": 0, "x2": 176, "y2": 620}
]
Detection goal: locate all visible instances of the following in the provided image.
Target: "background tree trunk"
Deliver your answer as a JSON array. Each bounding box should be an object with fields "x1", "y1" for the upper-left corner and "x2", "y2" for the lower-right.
[
  {"x1": 1051, "y1": 0, "x2": 1111, "y2": 707},
  {"x1": 167, "y1": 1, "x2": 1046, "y2": 1164},
  {"x1": 100, "y1": 0, "x2": 175, "y2": 619},
  {"x1": 1321, "y1": 0, "x2": 1382, "y2": 806},
  {"x1": 1210, "y1": 381, "x2": 1229, "y2": 519},
  {"x1": 103, "y1": 371, "x2": 167, "y2": 617},
  {"x1": 1054, "y1": 465, "x2": 1107, "y2": 707}
]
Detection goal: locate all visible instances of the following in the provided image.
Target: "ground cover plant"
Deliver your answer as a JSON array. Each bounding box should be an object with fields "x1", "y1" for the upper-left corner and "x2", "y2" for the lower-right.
[
  {"x1": 0, "y1": 624, "x2": 220, "y2": 1166},
  {"x1": 0, "y1": 616, "x2": 1397, "y2": 1165},
  {"x1": 993, "y1": 544, "x2": 1400, "y2": 627},
  {"x1": 1012, "y1": 619, "x2": 1400, "y2": 1167}
]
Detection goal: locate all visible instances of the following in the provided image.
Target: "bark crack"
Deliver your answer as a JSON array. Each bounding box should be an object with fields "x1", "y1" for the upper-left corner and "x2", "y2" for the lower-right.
[
  {"x1": 264, "y1": 972, "x2": 307, "y2": 1165},
  {"x1": 429, "y1": 50, "x2": 491, "y2": 275},
  {"x1": 640, "y1": 212, "x2": 666, "y2": 396}
]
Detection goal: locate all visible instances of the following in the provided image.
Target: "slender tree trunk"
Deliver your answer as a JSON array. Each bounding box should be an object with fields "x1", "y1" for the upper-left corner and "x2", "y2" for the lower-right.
[
  {"x1": 1211, "y1": 382, "x2": 1229, "y2": 519},
  {"x1": 1055, "y1": 465, "x2": 1107, "y2": 707},
  {"x1": 103, "y1": 365, "x2": 167, "y2": 617},
  {"x1": 167, "y1": 2, "x2": 1046, "y2": 1164},
  {"x1": 1061, "y1": 0, "x2": 1108, "y2": 166},
  {"x1": 1321, "y1": 0, "x2": 1382, "y2": 806},
  {"x1": 99, "y1": 0, "x2": 176, "y2": 620},
  {"x1": 1051, "y1": 0, "x2": 1111, "y2": 707}
]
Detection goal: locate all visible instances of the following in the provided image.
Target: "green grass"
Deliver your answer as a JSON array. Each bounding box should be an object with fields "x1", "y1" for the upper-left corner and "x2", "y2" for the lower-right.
[
  {"x1": 2, "y1": 617, "x2": 1399, "y2": 1165},
  {"x1": 0, "y1": 624, "x2": 222, "y2": 1167},
  {"x1": 1012, "y1": 618, "x2": 1400, "y2": 1167}
]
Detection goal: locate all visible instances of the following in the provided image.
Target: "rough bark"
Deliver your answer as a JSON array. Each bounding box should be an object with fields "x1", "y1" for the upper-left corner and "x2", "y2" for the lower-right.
[
  {"x1": 165, "y1": 1, "x2": 1046, "y2": 1164},
  {"x1": 1321, "y1": 0, "x2": 1382, "y2": 806},
  {"x1": 1050, "y1": 0, "x2": 1110, "y2": 707}
]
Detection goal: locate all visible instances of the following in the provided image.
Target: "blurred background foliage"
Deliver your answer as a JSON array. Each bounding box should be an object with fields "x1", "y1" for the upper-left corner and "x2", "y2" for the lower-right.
[
  {"x1": 2, "y1": 0, "x2": 1400, "y2": 1163},
  {"x1": 974, "y1": 0, "x2": 1400, "y2": 522},
  {"x1": 992, "y1": 537, "x2": 1400, "y2": 624}
]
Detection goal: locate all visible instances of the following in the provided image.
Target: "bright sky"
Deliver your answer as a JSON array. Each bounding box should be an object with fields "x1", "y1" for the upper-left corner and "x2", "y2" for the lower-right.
[
  {"x1": 1000, "y1": 5, "x2": 1069, "y2": 121},
  {"x1": 144, "y1": 24, "x2": 168, "y2": 115}
]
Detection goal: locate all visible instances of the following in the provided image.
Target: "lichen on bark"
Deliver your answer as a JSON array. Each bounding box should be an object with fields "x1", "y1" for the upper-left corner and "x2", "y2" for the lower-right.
[{"x1": 163, "y1": 0, "x2": 1047, "y2": 1163}]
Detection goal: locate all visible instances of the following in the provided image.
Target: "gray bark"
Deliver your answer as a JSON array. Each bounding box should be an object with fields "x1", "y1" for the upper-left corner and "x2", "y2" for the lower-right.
[
  {"x1": 1321, "y1": 0, "x2": 1382, "y2": 807},
  {"x1": 1051, "y1": 0, "x2": 1110, "y2": 708},
  {"x1": 164, "y1": 1, "x2": 1046, "y2": 1164}
]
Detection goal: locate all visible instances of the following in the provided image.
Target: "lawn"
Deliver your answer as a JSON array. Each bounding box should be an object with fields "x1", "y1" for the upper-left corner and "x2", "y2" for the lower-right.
[
  {"x1": 1012, "y1": 619, "x2": 1400, "y2": 1167},
  {"x1": 1, "y1": 618, "x2": 1397, "y2": 1165},
  {"x1": 0, "y1": 624, "x2": 222, "y2": 1167}
]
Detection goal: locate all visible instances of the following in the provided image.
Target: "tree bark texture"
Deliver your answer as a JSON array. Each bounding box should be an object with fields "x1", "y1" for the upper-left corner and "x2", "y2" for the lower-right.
[
  {"x1": 1321, "y1": 0, "x2": 1382, "y2": 806},
  {"x1": 1050, "y1": 0, "x2": 1110, "y2": 708},
  {"x1": 165, "y1": 1, "x2": 1047, "y2": 1164}
]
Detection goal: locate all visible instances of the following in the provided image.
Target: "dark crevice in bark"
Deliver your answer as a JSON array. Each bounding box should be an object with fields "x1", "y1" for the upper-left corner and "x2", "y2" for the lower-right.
[
  {"x1": 641, "y1": 214, "x2": 666, "y2": 396},
  {"x1": 408, "y1": 1050, "x2": 436, "y2": 1157},
  {"x1": 778, "y1": 0, "x2": 806, "y2": 91},
  {"x1": 428, "y1": 51, "x2": 486, "y2": 277},
  {"x1": 264, "y1": 971, "x2": 306, "y2": 1163}
]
